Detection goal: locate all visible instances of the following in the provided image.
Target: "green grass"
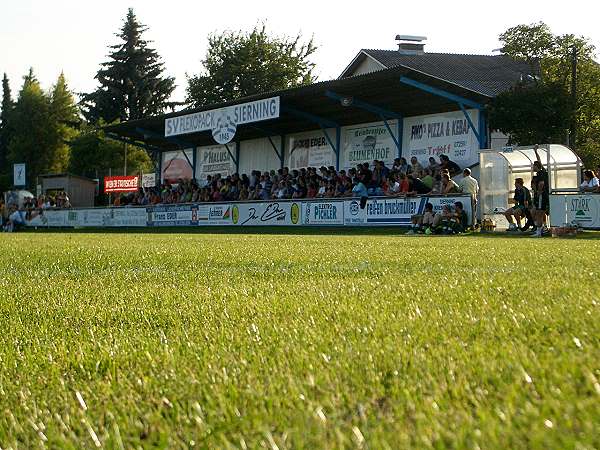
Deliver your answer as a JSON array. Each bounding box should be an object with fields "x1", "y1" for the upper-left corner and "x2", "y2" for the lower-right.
[{"x1": 0, "y1": 231, "x2": 599, "y2": 449}]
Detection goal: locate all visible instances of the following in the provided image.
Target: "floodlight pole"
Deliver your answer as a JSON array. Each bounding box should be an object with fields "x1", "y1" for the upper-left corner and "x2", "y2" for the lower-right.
[{"x1": 569, "y1": 45, "x2": 578, "y2": 150}]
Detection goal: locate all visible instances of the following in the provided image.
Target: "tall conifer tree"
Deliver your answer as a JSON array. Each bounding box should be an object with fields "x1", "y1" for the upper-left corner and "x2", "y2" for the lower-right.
[{"x1": 82, "y1": 8, "x2": 175, "y2": 123}]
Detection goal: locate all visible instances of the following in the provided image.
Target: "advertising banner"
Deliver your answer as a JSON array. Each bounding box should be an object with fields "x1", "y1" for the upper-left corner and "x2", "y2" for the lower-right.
[
  {"x1": 232, "y1": 202, "x2": 301, "y2": 226},
  {"x1": 363, "y1": 195, "x2": 472, "y2": 225},
  {"x1": 147, "y1": 205, "x2": 198, "y2": 226},
  {"x1": 196, "y1": 145, "x2": 235, "y2": 182},
  {"x1": 165, "y1": 96, "x2": 280, "y2": 144},
  {"x1": 104, "y1": 176, "x2": 139, "y2": 193},
  {"x1": 200, "y1": 203, "x2": 234, "y2": 225},
  {"x1": 162, "y1": 150, "x2": 194, "y2": 184},
  {"x1": 303, "y1": 201, "x2": 344, "y2": 225},
  {"x1": 344, "y1": 198, "x2": 367, "y2": 226},
  {"x1": 550, "y1": 194, "x2": 600, "y2": 229},
  {"x1": 402, "y1": 110, "x2": 480, "y2": 168},
  {"x1": 343, "y1": 122, "x2": 397, "y2": 170},
  {"x1": 13, "y1": 163, "x2": 26, "y2": 186},
  {"x1": 142, "y1": 173, "x2": 156, "y2": 188},
  {"x1": 25, "y1": 196, "x2": 471, "y2": 229},
  {"x1": 288, "y1": 134, "x2": 335, "y2": 170}
]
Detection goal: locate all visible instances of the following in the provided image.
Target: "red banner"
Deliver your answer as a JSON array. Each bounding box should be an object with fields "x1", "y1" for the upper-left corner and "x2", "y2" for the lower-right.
[{"x1": 104, "y1": 176, "x2": 139, "y2": 193}]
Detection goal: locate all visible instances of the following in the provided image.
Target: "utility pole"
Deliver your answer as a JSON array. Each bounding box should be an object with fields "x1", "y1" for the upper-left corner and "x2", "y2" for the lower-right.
[
  {"x1": 123, "y1": 142, "x2": 128, "y2": 175},
  {"x1": 569, "y1": 45, "x2": 578, "y2": 150}
]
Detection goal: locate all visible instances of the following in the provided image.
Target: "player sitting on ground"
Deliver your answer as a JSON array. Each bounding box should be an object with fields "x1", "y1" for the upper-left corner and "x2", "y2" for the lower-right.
[
  {"x1": 448, "y1": 201, "x2": 469, "y2": 234},
  {"x1": 432, "y1": 205, "x2": 455, "y2": 234},
  {"x1": 504, "y1": 178, "x2": 531, "y2": 231},
  {"x1": 407, "y1": 202, "x2": 436, "y2": 234}
]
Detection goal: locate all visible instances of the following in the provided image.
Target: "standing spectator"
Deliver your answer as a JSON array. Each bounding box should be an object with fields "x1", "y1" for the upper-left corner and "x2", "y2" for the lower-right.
[
  {"x1": 504, "y1": 178, "x2": 531, "y2": 231},
  {"x1": 458, "y1": 168, "x2": 479, "y2": 224},
  {"x1": 531, "y1": 178, "x2": 549, "y2": 237}
]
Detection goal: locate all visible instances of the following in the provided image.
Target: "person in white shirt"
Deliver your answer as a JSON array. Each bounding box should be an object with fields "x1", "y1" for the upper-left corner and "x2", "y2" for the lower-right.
[
  {"x1": 458, "y1": 168, "x2": 479, "y2": 225},
  {"x1": 580, "y1": 170, "x2": 599, "y2": 192}
]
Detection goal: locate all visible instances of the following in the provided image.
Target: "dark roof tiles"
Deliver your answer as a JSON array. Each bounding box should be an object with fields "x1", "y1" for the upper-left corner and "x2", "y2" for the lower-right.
[{"x1": 349, "y1": 50, "x2": 538, "y2": 97}]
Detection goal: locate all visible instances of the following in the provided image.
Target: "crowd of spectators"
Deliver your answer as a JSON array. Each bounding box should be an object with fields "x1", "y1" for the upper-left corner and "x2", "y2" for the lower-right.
[{"x1": 115, "y1": 155, "x2": 472, "y2": 206}]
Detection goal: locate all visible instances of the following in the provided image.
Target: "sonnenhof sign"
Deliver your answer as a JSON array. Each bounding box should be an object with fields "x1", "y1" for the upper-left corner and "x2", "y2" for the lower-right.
[{"x1": 165, "y1": 96, "x2": 280, "y2": 145}]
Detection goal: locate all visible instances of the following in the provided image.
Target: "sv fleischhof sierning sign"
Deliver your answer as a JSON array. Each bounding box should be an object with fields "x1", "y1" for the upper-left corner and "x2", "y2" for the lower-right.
[{"x1": 165, "y1": 97, "x2": 280, "y2": 145}]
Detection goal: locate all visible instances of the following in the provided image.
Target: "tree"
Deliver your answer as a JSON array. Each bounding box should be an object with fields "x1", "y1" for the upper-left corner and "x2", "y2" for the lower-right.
[
  {"x1": 6, "y1": 69, "x2": 54, "y2": 188},
  {"x1": 6, "y1": 69, "x2": 76, "y2": 188},
  {"x1": 0, "y1": 73, "x2": 14, "y2": 188},
  {"x1": 186, "y1": 24, "x2": 317, "y2": 107},
  {"x1": 490, "y1": 22, "x2": 600, "y2": 166},
  {"x1": 69, "y1": 125, "x2": 152, "y2": 180},
  {"x1": 47, "y1": 73, "x2": 79, "y2": 173},
  {"x1": 81, "y1": 8, "x2": 175, "y2": 123}
]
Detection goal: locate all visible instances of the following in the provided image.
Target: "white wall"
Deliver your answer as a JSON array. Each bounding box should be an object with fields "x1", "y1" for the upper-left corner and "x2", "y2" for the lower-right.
[
  {"x1": 239, "y1": 137, "x2": 282, "y2": 175},
  {"x1": 347, "y1": 55, "x2": 385, "y2": 76}
]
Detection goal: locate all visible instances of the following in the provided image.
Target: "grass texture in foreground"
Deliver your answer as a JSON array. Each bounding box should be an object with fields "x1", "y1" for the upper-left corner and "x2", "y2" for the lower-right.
[{"x1": 0, "y1": 231, "x2": 599, "y2": 449}]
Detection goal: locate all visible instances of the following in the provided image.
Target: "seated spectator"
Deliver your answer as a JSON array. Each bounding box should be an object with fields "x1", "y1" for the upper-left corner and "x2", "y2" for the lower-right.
[
  {"x1": 504, "y1": 178, "x2": 531, "y2": 231},
  {"x1": 239, "y1": 185, "x2": 249, "y2": 201},
  {"x1": 385, "y1": 174, "x2": 401, "y2": 196},
  {"x1": 399, "y1": 173, "x2": 410, "y2": 193},
  {"x1": 580, "y1": 170, "x2": 599, "y2": 192},
  {"x1": 409, "y1": 157, "x2": 424, "y2": 178},
  {"x1": 352, "y1": 177, "x2": 368, "y2": 199},
  {"x1": 439, "y1": 154, "x2": 461, "y2": 177},
  {"x1": 420, "y1": 168, "x2": 433, "y2": 189},
  {"x1": 273, "y1": 181, "x2": 288, "y2": 199},
  {"x1": 441, "y1": 173, "x2": 459, "y2": 195},
  {"x1": 407, "y1": 174, "x2": 430, "y2": 195},
  {"x1": 427, "y1": 156, "x2": 440, "y2": 175},
  {"x1": 306, "y1": 183, "x2": 317, "y2": 198}
]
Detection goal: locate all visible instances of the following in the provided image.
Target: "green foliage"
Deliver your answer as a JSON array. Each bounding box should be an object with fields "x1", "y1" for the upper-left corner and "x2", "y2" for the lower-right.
[
  {"x1": 186, "y1": 24, "x2": 317, "y2": 107},
  {"x1": 6, "y1": 70, "x2": 54, "y2": 187},
  {"x1": 69, "y1": 125, "x2": 152, "y2": 179},
  {"x1": 81, "y1": 8, "x2": 175, "y2": 123},
  {"x1": 489, "y1": 81, "x2": 573, "y2": 145},
  {"x1": 0, "y1": 232, "x2": 598, "y2": 448},
  {"x1": 0, "y1": 73, "x2": 14, "y2": 173},
  {"x1": 5, "y1": 70, "x2": 79, "y2": 188},
  {"x1": 492, "y1": 22, "x2": 600, "y2": 166},
  {"x1": 4, "y1": 70, "x2": 80, "y2": 188}
]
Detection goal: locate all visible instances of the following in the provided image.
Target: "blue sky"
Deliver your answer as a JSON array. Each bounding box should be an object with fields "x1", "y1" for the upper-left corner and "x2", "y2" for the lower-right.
[{"x1": 0, "y1": 0, "x2": 598, "y2": 102}]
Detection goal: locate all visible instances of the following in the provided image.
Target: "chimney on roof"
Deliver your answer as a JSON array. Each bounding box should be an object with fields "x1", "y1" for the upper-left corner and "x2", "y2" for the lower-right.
[{"x1": 395, "y1": 35, "x2": 427, "y2": 55}]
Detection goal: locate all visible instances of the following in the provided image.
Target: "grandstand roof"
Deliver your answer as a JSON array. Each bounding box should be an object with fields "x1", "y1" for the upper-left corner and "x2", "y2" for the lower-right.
[
  {"x1": 105, "y1": 61, "x2": 516, "y2": 152},
  {"x1": 340, "y1": 50, "x2": 538, "y2": 97}
]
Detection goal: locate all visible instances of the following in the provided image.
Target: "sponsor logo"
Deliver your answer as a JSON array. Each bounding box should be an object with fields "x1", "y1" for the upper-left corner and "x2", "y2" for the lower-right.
[
  {"x1": 291, "y1": 203, "x2": 299, "y2": 224},
  {"x1": 211, "y1": 110, "x2": 237, "y2": 145},
  {"x1": 350, "y1": 200, "x2": 360, "y2": 216},
  {"x1": 232, "y1": 205, "x2": 239, "y2": 224}
]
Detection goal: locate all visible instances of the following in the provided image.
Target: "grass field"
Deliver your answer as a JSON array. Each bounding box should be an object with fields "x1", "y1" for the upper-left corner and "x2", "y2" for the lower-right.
[{"x1": 0, "y1": 230, "x2": 599, "y2": 449}]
